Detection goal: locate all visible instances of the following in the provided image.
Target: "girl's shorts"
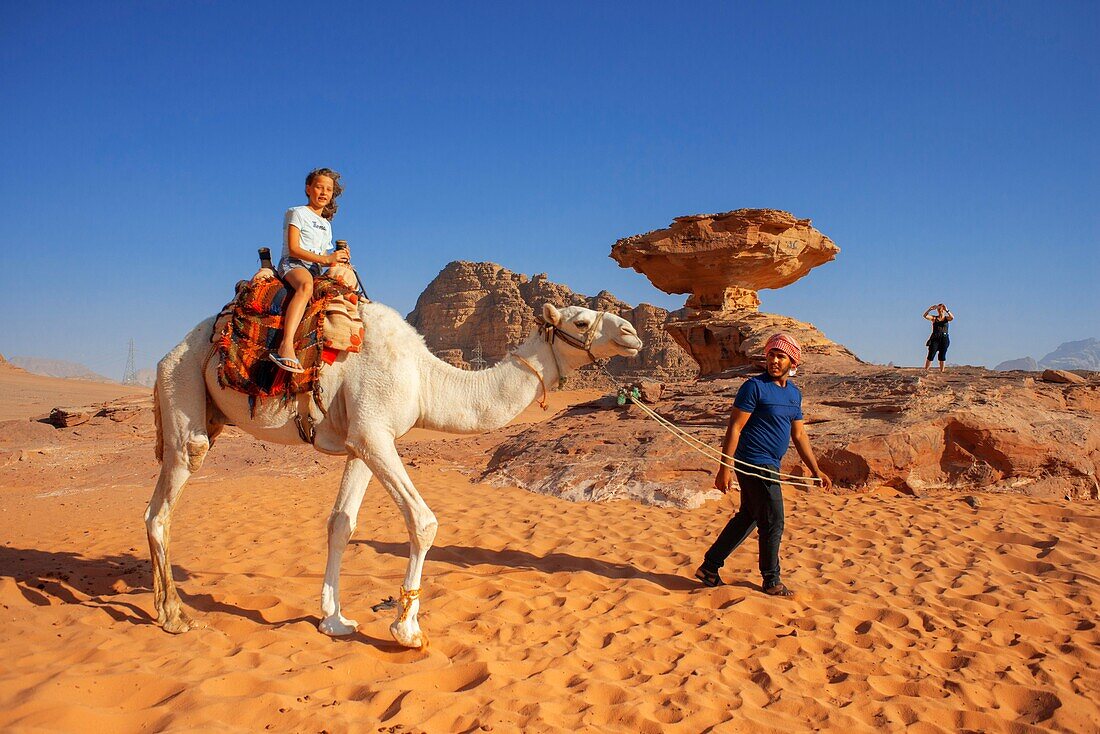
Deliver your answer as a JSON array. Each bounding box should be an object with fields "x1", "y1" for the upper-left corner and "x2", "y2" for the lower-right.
[{"x1": 277, "y1": 256, "x2": 323, "y2": 278}]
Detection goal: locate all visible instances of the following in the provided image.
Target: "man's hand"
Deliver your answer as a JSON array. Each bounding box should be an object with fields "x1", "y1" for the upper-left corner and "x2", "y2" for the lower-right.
[
  {"x1": 815, "y1": 470, "x2": 833, "y2": 491},
  {"x1": 714, "y1": 466, "x2": 733, "y2": 494}
]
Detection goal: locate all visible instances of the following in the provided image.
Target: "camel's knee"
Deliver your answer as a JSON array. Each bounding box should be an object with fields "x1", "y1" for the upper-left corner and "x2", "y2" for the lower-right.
[
  {"x1": 414, "y1": 512, "x2": 438, "y2": 549},
  {"x1": 185, "y1": 437, "x2": 210, "y2": 472},
  {"x1": 327, "y1": 510, "x2": 356, "y2": 544}
]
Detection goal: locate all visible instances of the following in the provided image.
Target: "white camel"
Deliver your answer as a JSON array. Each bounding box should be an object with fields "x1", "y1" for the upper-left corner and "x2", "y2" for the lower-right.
[{"x1": 146, "y1": 301, "x2": 642, "y2": 647}]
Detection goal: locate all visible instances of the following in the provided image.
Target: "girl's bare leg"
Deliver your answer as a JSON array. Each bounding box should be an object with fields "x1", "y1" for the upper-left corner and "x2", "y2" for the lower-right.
[{"x1": 278, "y1": 268, "x2": 314, "y2": 360}]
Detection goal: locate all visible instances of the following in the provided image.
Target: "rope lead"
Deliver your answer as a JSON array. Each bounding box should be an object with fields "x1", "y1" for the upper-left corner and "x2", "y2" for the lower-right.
[{"x1": 625, "y1": 393, "x2": 823, "y2": 490}]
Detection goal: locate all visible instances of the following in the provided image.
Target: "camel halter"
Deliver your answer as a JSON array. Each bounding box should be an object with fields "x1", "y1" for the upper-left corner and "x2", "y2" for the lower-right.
[
  {"x1": 536, "y1": 310, "x2": 606, "y2": 378},
  {"x1": 511, "y1": 312, "x2": 607, "y2": 410},
  {"x1": 512, "y1": 354, "x2": 551, "y2": 410}
]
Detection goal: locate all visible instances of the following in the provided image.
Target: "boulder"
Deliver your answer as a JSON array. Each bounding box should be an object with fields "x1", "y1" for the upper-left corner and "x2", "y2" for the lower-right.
[
  {"x1": 48, "y1": 406, "x2": 95, "y2": 428},
  {"x1": 1042, "y1": 369, "x2": 1086, "y2": 384},
  {"x1": 637, "y1": 380, "x2": 664, "y2": 403}
]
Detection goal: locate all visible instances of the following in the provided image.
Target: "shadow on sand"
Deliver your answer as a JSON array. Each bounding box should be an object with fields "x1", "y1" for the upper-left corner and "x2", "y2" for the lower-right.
[
  {"x1": 0, "y1": 546, "x2": 285, "y2": 629},
  {"x1": 357, "y1": 540, "x2": 710, "y2": 592},
  {"x1": 0, "y1": 545, "x2": 157, "y2": 625}
]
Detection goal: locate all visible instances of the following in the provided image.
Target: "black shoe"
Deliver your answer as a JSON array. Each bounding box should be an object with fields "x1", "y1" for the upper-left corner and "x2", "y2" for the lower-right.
[{"x1": 694, "y1": 565, "x2": 725, "y2": 588}]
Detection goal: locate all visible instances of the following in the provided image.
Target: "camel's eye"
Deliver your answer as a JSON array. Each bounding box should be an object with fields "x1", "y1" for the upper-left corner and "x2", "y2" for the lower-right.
[{"x1": 574, "y1": 320, "x2": 589, "y2": 329}]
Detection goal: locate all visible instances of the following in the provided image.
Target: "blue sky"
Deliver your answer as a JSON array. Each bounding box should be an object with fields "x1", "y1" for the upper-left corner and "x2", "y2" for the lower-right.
[{"x1": 2, "y1": 1, "x2": 1097, "y2": 378}]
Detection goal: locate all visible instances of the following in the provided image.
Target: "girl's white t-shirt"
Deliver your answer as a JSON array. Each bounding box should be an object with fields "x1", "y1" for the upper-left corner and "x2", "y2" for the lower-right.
[{"x1": 282, "y1": 206, "x2": 333, "y2": 259}]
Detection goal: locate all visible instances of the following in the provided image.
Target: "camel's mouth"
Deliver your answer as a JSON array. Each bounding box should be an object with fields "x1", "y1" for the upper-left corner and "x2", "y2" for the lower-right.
[{"x1": 613, "y1": 336, "x2": 642, "y2": 356}]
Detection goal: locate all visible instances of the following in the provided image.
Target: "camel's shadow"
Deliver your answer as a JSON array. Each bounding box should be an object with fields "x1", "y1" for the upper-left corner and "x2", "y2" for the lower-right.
[
  {"x1": 0, "y1": 545, "x2": 159, "y2": 625},
  {"x1": 357, "y1": 540, "x2": 699, "y2": 591},
  {"x1": 0, "y1": 545, "x2": 324, "y2": 631}
]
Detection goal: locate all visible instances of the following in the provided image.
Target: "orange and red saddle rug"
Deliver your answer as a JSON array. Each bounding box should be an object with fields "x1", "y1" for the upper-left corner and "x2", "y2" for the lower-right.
[{"x1": 214, "y1": 275, "x2": 364, "y2": 406}]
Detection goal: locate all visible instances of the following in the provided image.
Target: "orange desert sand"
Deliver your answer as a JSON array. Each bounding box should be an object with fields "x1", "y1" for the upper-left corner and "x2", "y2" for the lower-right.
[{"x1": 0, "y1": 366, "x2": 1097, "y2": 733}]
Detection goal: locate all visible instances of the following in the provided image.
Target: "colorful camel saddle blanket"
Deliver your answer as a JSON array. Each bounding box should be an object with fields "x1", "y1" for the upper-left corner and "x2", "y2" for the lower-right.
[{"x1": 214, "y1": 274, "x2": 366, "y2": 401}]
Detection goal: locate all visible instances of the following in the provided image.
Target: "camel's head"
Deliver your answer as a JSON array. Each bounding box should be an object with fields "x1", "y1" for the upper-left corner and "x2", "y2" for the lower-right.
[{"x1": 541, "y1": 304, "x2": 643, "y2": 366}]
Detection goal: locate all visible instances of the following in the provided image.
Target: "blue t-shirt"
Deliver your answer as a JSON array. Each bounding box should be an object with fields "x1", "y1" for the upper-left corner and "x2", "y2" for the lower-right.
[{"x1": 733, "y1": 374, "x2": 804, "y2": 468}]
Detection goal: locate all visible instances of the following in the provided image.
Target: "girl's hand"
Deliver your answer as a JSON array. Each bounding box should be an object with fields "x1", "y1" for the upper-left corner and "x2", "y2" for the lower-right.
[{"x1": 328, "y1": 251, "x2": 350, "y2": 266}]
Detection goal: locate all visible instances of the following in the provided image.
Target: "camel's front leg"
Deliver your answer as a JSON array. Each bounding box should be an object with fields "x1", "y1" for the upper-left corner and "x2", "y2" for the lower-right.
[
  {"x1": 358, "y1": 436, "x2": 437, "y2": 649},
  {"x1": 319, "y1": 456, "x2": 372, "y2": 636}
]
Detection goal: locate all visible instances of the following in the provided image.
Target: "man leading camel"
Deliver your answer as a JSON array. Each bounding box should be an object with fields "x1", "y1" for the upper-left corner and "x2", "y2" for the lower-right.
[{"x1": 695, "y1": 333, "x2": 832, "y2": 597}]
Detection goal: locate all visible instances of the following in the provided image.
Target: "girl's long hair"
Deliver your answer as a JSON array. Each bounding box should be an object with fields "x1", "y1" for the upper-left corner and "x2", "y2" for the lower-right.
[{"x1": 306, "y1": 167, "x2": 343, "y2": 221}]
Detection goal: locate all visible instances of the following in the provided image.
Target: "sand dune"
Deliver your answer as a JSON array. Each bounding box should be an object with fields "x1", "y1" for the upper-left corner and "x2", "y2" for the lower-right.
[
  {"x1": 0, "y1": 361, "x2": 148, "y2": 422},
  {"x1": 0, "y1": 374, "x2": 1097, "y2": 732}
]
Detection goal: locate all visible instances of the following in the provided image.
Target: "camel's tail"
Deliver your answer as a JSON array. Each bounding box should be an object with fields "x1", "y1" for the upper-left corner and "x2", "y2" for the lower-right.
[{"x1": 154, "y1": 381, "x2": 163, "y2": 463}]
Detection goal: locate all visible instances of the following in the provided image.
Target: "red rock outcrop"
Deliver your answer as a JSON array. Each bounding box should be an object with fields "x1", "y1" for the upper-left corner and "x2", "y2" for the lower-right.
[
  {"x1": 406, "y1": 261, "x2": 697, "y2": 384},
  {"x1": 611, "y1": 209, "x2": 839, "y2": 312},
  {"x1": 480, "y1": 366, "x2": 1100, "y2": 507},
  {"x1": 611, "y1": 209, "x2": 855, "y2": 375},
  {"x1": 664, "y1": 308, "x2": 861, "y2": 376}
]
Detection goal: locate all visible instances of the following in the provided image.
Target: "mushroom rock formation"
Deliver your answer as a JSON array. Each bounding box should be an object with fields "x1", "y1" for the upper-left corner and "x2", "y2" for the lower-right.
[
  {"x1": 611, "y1": 208, "x2": 839, "y2": 312},
  {"x1": 611, "y1": 208, "x2": 858, "y2": 374}
]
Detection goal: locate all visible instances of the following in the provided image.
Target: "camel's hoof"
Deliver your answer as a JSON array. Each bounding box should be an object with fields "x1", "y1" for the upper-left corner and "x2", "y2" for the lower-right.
[
  {"x1": 389, "y1": 622, "x2": 427, "y2": 649},
  {"x1": 319, "y1": 615, "x2": 359, "y2": 637},
  {"x1": 162, "y1": 614, "x2": 203, "y2": 634}
]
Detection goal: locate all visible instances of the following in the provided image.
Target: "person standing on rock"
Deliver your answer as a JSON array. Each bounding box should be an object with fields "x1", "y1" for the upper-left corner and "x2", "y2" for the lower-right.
[
  {"x1": 695, "y1": 333, "x2": 832, "y2": 597},
  {"x1": 923, "y1": 303, "x2": 953, "y2": 372}
]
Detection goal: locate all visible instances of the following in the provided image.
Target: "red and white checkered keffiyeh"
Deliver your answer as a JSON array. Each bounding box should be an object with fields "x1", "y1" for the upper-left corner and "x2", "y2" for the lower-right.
[{"x1": 764, "y1": 332, "x2": 802, "y2": 366}]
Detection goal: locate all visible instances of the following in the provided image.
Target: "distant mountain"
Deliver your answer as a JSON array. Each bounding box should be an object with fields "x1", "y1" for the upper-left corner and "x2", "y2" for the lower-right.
[
  {"x1": 993, "y1": 357, "x2": 1039, "y2": 371},
  {"x1": 9, "y1": 356, "x2": 116, "y2": 383},
  {"x1": 1039, "y1": 338, "x2": 1100, "y2": 371},
  {"x1": 134, "y1": 368, "x2": 157, "y2": 387},
  {"x1": 994, "y1": 338, "x2": 1099, "y2": 372}
]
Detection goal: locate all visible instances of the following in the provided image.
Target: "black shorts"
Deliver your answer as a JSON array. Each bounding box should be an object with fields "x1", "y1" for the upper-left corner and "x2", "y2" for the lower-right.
[{"x1": 926, "y1": 335, "x2": 949, "y2": 362}]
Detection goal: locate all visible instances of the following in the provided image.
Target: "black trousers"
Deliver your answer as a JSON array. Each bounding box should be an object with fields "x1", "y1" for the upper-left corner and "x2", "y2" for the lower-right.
[
  {"x1": 702, "y1": 467, "x2": 784, "y2": 587},
  {"x1": 927, "y1": 335, "x2": 949, "y2": 362}
]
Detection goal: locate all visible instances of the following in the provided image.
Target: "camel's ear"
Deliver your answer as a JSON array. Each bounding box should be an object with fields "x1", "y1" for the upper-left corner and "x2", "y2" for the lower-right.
[{"x1": 542, "y1": 303, "x2": 562, "y2": 326}]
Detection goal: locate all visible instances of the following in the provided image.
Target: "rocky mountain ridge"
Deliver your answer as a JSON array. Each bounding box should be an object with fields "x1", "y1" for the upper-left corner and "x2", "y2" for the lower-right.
[
  {"x1": 996, "y1": 338, "x2": 1100, "y2": 372},
  {"x1": 406, "y1": 261, "x2": 696, "y2": 384}
]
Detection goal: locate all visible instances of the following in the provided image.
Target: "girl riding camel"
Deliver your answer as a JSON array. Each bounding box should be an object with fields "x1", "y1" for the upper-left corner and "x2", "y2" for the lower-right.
[{"x1": 269, "y1": 168, "x2": 351, "y2": 373}]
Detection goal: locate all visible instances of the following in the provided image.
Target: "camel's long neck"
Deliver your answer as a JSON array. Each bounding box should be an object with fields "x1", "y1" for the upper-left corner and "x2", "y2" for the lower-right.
[{"x1": 416, "y1": 332, "x2": 565, "y2": 434}]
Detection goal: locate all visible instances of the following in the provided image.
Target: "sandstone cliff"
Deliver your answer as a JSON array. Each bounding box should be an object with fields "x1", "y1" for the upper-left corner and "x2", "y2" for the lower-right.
[{"x1": 406, "y1": 261, "x2": 696, "y2": 383}]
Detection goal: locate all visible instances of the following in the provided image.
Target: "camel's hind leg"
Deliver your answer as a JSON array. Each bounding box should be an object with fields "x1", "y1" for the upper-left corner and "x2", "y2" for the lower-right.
[
  {"x1": 319, "y1": 456, "x2": 373, "y2": 636},
  {"x1": 146, "y1": 457, "x2": 202, "y2": 632},
  {"x1": 145, "y1": 319, "x2": 217, "y2": 633}
]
